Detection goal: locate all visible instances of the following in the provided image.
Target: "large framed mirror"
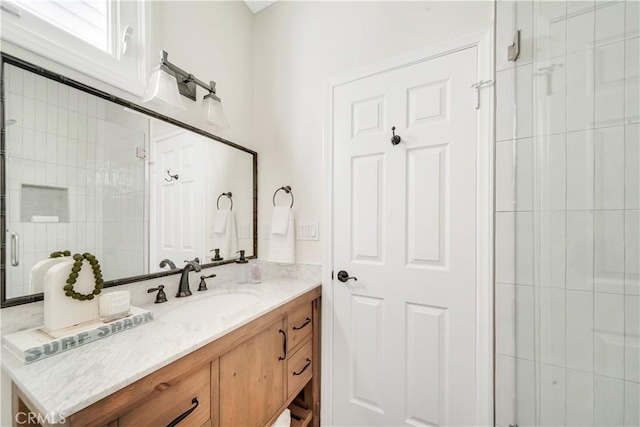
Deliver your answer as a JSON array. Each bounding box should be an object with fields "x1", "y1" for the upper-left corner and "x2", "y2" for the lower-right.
[{"x1": 1, "y1": 53, "x2": 257, "y2": 308}]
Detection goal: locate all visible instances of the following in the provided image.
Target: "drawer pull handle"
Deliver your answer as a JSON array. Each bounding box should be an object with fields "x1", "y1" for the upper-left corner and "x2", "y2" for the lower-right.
[
  {"x1": 279, "y1": 329, "x2": 287, "y2": 360},
  {"x1": 167, "y1": 397, "x2": 199, "y2": 427},
  {"x1": 292, "y1": 317, "x2": 311, "y2": 330},
  {"x1": 293, "y1": 358, "x2": 311, "y2": 376}
]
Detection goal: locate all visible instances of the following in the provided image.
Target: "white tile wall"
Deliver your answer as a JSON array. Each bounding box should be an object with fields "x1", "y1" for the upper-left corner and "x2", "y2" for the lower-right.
[
  {"x1": 626, "y1": 210, "x2": 639, "y2": 295},
  {"x1": 538, "y1": 287, "x2": 566, "y2": 366},
  {"x1": 495, "y1": 0, "x2": 639, "y2": 423},
  {"x1": 566, "y1": 211, "x2": 594, "y2": 291},
  {"x1": 538, "y1": 211, "x2": 566, "y2": 288},
  {"x1": 539, "y1": 364, "x2": 566, "y2": 426},
  {"x1": 594, "y1": 126, "x2": 625, "y2": 209},
  {"x1": 594, "y1": 41, "x2": 625, "y2": 127},
  {"x1": 595, "y1": 1, "x2": 625, "y2": 46},
  {"x1": 566, "y1": 290, "x2": 594, "y2": 372},
  {"x1": 624, "y1": 381, "x2": 640, "y2": 426},
  {"x1": 594, "y1": 375, "x2": 624, "y2": 426},
  {"x1": 566, "y1": 130, "x2": 594, "y2": 209},
  {"x1": 538, "y1": 134, "x2": 566, "y2": 211},
  {"x1": 566, "y1": 50, "x2": 594, "y2": 131},
  {"x1": 626, "y1": 125, "x2": 640, "y2": 209},
  {"x1": 594, "y1": 292, "x2": 625, "y2": 378},
  {"x1": 625, "y1": 295, "x2": 639, "y2": 382},
  {"x1": 566, "y1": 369, "x2": 594, "y2": 426}
]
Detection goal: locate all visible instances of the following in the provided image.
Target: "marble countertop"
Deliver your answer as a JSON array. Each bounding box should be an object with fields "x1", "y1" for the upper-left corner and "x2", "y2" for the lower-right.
[{"x1": 2, "y1": 275, "x2": 321, "y2": 423}]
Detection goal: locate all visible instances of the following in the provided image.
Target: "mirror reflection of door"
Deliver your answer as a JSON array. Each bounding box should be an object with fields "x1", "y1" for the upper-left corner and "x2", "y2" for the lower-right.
[{"x1": 151, "y1": 128, "x2": 205, "y2": 269}]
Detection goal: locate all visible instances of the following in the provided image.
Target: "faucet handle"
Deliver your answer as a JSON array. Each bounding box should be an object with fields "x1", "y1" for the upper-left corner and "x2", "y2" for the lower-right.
[
  {"x1": 198, "y1": 274, "x2": 217, "y2": 292},
  {"x1": 147, "y1": 285, "x2": 168, "y2": 303}
]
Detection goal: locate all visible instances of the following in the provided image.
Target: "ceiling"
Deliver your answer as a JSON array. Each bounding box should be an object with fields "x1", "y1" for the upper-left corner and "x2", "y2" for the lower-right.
[{"x1": 243, "y1": 0, "x2": 278, "y2": 14}]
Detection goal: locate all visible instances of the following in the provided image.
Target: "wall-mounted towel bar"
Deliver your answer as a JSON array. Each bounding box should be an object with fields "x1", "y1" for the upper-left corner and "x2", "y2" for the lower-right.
[
  {"x1": 273, "y1": 186, "x2": 294, "y2": 208},
  {"x1": 217, "y1": 192, "x2": 233, "y2": 210}
]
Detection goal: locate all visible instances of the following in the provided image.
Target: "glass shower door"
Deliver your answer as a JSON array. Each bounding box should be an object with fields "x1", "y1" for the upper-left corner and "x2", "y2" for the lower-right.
[{"x1": 495, "y1": 1, "x2": 639, "y2": 425}]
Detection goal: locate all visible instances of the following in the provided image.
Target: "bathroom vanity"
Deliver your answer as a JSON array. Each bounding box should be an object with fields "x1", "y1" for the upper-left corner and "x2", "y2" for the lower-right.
[{"x1": 5, "y1": 277, "x2": 321, "y2": 427}]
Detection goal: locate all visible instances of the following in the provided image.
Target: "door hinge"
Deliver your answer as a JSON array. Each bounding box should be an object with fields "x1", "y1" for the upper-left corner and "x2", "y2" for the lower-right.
[
  {"x1": 471, "y1": 80, "x2": 493, "y2": 109},
  {"x1": 508, "y1": 29, "x2": 521, "y2": 62}
]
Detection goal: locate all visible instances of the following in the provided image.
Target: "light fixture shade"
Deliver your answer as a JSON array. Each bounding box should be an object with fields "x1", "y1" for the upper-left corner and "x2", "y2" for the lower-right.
[
  {"x1": 142, "y1": 65, "x2": 185, "y2": 111},
  {"x1": 202, "y1": 94, "x2": 229, "y2": 130}
]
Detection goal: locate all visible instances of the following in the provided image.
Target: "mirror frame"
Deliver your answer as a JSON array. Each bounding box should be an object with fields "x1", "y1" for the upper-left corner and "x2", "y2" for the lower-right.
[{"x1": 0, "y1": 52, "x2": 258, "y2": 308}]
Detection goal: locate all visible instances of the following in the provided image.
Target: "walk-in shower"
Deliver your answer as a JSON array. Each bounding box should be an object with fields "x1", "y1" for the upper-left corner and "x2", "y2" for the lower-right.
[{"x1": 495, "y1": 1, "x2": 638, "y2": 425}]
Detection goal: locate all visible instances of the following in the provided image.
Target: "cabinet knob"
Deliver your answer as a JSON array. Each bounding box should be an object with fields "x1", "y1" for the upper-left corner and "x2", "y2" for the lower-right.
[{"x1": 155, "y1": 382, "x2": 170, "y2": 392}]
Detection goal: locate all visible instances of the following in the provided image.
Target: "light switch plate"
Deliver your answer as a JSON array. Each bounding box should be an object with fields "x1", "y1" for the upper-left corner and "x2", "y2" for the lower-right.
[
  {"x1": 261, "y1": 223, "x2": 271, "y2": 240},
  {"x1": 296, "y1": 221, "x2": 319, "y2": 241},
  {"x1": 237, "y1": 222, "x2": 251, "y2": 239}
]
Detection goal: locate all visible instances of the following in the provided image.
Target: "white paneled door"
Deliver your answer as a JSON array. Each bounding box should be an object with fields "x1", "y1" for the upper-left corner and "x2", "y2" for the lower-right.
[
  {"x1": 153, "y1": 131, "x2": 205, "y2": 267},
  {"x1": 331, "y1": 46, "x2": 480, "y2": 426}
]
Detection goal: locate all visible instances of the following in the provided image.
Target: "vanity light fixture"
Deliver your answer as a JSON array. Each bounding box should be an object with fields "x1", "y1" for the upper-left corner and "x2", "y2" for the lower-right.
[{"x1": 142, "y1": 50, "x2": 229, "y2": 129}]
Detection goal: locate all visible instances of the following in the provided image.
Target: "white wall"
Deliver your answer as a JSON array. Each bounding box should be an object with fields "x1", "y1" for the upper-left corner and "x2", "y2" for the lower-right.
[{"x1": 252, "y1": 1, "x2": 493, "y2": 263}]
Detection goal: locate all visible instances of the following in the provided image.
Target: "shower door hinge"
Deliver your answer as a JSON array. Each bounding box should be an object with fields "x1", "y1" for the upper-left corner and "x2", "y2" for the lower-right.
[
  {"x1": 136, "y1": 147, "x2": 147, "y2": 159},
  {"x1": 508, "y1": 29, "x2": 521, "y2": 62},
  {"x1": 471, "y1": 80, "x2": 493, "y2": 109}
]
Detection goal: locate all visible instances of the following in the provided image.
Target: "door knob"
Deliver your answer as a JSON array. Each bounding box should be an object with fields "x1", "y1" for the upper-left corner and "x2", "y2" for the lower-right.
[{"x1": 337, "y1": 270, "x2": 358, "y2": 283}]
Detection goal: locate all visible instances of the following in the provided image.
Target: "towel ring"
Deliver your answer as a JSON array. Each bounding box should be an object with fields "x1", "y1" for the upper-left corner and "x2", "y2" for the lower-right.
[
  {"x1": 217, "y1": 192, "x2": 233, "y2": 210},
  {"x1": 272, "y1": 186, "x2": 294, "y2": 208}
]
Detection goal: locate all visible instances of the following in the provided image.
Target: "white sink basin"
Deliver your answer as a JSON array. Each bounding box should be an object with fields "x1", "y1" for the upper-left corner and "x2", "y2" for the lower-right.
[{"x1": 160, "y1": 293, "x2": 260, "y2": 323}]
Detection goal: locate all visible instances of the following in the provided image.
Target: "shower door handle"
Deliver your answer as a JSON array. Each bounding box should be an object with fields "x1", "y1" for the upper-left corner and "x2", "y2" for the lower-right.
[{"x1": 11, "y1": 232, "x2": 19, "y2": 266}]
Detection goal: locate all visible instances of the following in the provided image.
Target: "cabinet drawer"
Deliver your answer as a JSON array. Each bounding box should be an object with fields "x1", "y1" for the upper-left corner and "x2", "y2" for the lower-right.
[
  {"x1": 288, "y1": 303, "x2": 313, "y2": 352},
  {"x1": 287, "y1": 340, "x2": 312, "y2": 398},
  {"x1": 119, "y1": 364, "x2": 211, "y2": 427}
]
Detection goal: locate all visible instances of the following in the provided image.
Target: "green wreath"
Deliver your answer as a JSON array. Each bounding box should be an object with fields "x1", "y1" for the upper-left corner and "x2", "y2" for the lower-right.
[{"x1": 50, "y1": 251, "x2": 103, "y2": 300}]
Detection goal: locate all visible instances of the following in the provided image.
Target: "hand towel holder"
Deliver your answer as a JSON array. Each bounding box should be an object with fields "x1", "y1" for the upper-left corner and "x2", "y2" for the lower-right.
[
  {"x1": 217, "y1": 192, "x2": 233, "y2": 210},
  {"x1": 272, "y1": 186, "x2": 294, "y2": 208}
]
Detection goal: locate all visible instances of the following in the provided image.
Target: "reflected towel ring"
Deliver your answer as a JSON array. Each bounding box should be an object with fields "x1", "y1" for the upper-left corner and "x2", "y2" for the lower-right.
[
  {"x1": 217, "y1": 192, "x2": 233, "y2": 210},
  {"x1": 272, "y1": 185, "x2": 294, "y2": 208}
]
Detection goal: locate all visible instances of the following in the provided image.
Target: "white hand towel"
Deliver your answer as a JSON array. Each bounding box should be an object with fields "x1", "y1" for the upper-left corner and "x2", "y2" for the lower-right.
[
  {"x1": 270, "y1": 206, "x2": 291, "y2": 235},
  {"x1": 270, "y1": 408, "x2": 290, "y2": 427},
  {"x1": 268, "y1": 209, "x2": 295, "y2": 264},
  {"x1": 213, "y1": 210, "x2": 238, "y2": 259},
  {"x1": 213, "y1": 209, "x2": 229, "y2": 234}
]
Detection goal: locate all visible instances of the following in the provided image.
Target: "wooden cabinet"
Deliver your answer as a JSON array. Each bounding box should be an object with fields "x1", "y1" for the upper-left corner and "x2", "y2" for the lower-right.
[
  {"x1": 219, "y1": 319, "x2": 285, "y2": 426},
  {"x1": 12, "y1": 287, "x2": 321, "y2": 427}
]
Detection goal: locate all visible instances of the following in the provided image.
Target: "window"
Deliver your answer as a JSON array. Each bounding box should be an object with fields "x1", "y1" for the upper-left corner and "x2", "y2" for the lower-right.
[{"x1": 1, "y1": 0, "x2": 148, "y2": 96}]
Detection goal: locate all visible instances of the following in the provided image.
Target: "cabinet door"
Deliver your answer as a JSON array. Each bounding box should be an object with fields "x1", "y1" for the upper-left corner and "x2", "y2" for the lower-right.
[{"x1": 220, "y1": 319, "x2": 285, "y2": 426}]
